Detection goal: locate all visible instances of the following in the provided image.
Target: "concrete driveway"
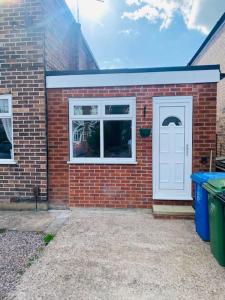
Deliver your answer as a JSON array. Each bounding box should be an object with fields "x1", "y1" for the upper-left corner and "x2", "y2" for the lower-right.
[
  {"x1": 0, "y1": 210, "x2": 70, "y2": 234},
  {"x1": 8, "y1": 208, "x2": 225, "y2": 300}
]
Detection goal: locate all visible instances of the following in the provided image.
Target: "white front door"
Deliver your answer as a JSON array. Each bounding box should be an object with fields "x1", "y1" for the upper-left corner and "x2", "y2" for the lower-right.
[{"x1": 153, "y1": 96, "x2": 193, "y2": 200}]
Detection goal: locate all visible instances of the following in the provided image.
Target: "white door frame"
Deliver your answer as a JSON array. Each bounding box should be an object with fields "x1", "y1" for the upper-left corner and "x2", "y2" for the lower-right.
[{"x1": 153, "y1": 96, "x2": 193, "y2": 200}]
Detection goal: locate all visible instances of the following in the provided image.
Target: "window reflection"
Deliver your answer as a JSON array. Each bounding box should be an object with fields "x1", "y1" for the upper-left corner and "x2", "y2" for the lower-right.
[
  {"x1": 73, "y1": 121, "x2": 100, "y2": 157},
  {"x1": 104, "y1": 120, "x2": 132, "y2": 158},
  {"x1": 74, "y1": 106, "x2": 98, "y2": 116},
  {"x1": 105, "y1": 105, "x2": 129, "y2": 115}
]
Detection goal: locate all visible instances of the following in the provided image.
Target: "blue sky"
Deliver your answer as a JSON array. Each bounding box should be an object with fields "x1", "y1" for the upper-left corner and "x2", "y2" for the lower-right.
[{"x1": 66, "y1": 0, "x2": 225, "y2": 69}]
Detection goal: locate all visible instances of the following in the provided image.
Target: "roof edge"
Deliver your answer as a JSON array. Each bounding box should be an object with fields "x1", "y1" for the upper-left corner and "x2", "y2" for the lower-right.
[
  {"x1": 188, "y1": 12, "x2": 225, "y2": 66},
  {"x1": 46, "y1": 64, "x2": 220, "y2": 76}
]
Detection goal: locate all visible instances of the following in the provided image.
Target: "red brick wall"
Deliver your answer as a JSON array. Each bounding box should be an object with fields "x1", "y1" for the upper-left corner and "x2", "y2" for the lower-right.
[
  {"x1": 48, "y1": 89, "x2": 69, "y2": 206},
  {"x1": 47, "y1": 83, "x2": 217, "y2": 208}
]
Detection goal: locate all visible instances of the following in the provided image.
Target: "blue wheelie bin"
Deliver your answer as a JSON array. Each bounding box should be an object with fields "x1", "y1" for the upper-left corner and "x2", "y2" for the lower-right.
[{"x1": 191, "y1": 172, "x2": 225, "y2": 241}]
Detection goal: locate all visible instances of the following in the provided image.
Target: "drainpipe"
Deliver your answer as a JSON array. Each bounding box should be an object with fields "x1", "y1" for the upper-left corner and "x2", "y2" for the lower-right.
[{"x1": 43, "y1": 28, "x2": 49, "y2": 210}]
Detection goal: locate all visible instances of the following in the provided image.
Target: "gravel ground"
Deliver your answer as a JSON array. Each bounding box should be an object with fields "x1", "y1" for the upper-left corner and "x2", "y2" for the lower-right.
[
  {"x1": 0, "y1": 230, "x2": 44, "y2": 300},
  {"x1": 7, "y1": 208, "x2": 225, "y2": 300}
]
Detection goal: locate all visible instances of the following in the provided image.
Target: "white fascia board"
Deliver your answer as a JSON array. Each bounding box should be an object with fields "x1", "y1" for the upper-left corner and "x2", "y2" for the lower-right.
[{"x1": 46, "y1": 69, "x2": 220, "y2": 89}]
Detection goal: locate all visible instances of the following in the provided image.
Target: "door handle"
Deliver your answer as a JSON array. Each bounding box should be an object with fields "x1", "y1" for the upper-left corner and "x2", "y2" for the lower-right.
[{"x1": 186, "y1": 144, "x2": 189, "y2": 156}]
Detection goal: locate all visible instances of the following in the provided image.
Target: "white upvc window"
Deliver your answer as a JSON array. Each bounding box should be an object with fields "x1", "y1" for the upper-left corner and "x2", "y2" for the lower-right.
[
  {"x1": 69, "y1": 97, "x2": 136, "y2": 164},
  {"x1": 0, "y1": 95, "x2": 15, "y2": 164}
]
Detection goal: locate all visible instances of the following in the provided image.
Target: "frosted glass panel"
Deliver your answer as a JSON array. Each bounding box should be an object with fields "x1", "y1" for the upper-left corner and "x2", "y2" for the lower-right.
[
  {"x1": 74, "y1": 106, "x2": 98, "y2": 116},
  {"x1": 162, "y1": 116, "x2": 182, "y2": 126}
]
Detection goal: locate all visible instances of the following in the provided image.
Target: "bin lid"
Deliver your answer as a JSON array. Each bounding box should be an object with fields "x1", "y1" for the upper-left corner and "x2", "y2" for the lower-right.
[
  {"x1": 203, "y1": 178, "x2": 225, "y2": 194},
  {"x1": 191, "y1": 172, "x2": 225, "y2": 184}
]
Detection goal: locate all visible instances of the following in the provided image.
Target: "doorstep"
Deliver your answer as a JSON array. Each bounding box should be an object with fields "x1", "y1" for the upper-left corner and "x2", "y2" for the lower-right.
[{"x1": 153, "y1": 204, "x2": 194, "y2": 219}]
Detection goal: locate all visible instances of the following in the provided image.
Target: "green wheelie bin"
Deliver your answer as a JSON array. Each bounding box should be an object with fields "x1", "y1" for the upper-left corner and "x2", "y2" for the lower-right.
[{"x1": 203, "y1": 178, "x2": 225, "y2": 266}]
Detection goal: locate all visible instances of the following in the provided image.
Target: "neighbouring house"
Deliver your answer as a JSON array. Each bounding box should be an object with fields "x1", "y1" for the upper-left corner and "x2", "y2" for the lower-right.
[
  {"x1": 189, "y1": 12, "x2": 225, "y2": 157},
  {"x1": 0, "y1": 0, "x2": 97, "y2": 207},
  {"x1": 46, "y1": 66, "x2": 220, "y2": 208}
]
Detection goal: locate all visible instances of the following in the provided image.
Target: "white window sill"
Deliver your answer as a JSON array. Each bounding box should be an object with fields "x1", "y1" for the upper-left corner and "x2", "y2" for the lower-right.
[
  {"x1": 67, "y1": 160, "x2": 138, "y2": 165},
  {"x1": 0, "y1": 160, "x2": 17, "y2": 165}
]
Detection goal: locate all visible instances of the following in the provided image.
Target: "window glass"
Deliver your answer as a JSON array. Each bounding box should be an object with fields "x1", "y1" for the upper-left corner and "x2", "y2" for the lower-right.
[
  {"x1": 74, "y1": 105, "x2": 98, "y2": 116},
  {"x1": 0, "y1": 99, "x2": 9, "y2": 113},
  {"x1": 162, "y1": 116, "x2": 182, "y2": 126},
  {"x1": 72, "y1": 120, "x2": 100, "y2": 158},
  {"x1": 105, "y1": 105, "x2": 129, "y2": 115},
  {"x1": 104, "y1": 120, "x2": 132, "y2": 158},
  {"x1": 70, "y1": 98, "x2": 136, "y2": 163},
  {"x1": 0, "y1": 118, "x2": 12, "y2": 159}
]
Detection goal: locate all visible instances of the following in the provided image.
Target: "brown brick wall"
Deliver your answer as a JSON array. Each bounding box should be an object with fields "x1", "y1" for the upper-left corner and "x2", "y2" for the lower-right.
[
  {"x1": 47, "y1": 83, "x2": 217, "y2": 208},
  {"x1": 0, "y1": 0, "x2": 47, "y2": 202},
  {"x1": 77, "y1": 34, "x2": 99, "y2": 70},
  {"x1": 44, "y1": 0, "x2": 79, "y2": 71},
  {"x1": 191, "y1": 24, "x2": 225, "y2": 155},
  {"x1": 44, "y1": 0, "x2": 98, "y2": 71},
  {"x1": 0, "y1": 0, "x2": 97, "y2": 204}
]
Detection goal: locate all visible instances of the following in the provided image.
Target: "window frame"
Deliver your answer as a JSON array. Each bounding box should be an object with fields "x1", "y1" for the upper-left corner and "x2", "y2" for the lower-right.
[
  {"x1": 0, "y1": 94, "x2": 15, "y2": 164},
  {"x1": 69, "y1": 97, "x2": 136, "y2": 164}
]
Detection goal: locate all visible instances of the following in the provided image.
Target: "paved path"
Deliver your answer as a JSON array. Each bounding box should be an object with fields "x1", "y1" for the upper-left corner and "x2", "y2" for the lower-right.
[
  {"x1": 8, "y1": 209, "x2": 225, "y2": 300},
  {"x1": 0, "y1": 210, "x2": 70, "y2": 234}
]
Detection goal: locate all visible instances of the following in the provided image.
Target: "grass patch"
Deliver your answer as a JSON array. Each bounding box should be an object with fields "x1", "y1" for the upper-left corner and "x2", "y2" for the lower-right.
[
  {"x1": 43, "y1": 233, "x2": 55, "y2": 245},
  {"x1": 0, "y1": 228, "x2": 6, "y2": 234}
]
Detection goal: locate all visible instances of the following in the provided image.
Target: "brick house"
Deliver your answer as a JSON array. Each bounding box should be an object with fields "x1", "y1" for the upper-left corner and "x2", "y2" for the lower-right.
[
  {"x1": 0, "y1": 1, "x2": 221, "y2": 211},
  {"x1": 46, "y1": 66, "x2": 220, "y2": 209},
  {"x1": 189, "y1": 12, "x2": 225, "y2": 156},
  {"x1": 0, "y1": 0, "x2": 97, "y2": 207}
]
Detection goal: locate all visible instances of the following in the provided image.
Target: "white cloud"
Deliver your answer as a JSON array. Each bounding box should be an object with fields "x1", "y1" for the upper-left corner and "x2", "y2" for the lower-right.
[{"x1": 123, "y1": 0, "x2": 225, "y2": 35}]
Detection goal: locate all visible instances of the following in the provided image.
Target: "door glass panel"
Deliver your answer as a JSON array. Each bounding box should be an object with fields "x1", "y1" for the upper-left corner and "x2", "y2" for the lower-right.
[{"x1": 162, "y1": 116, "x2": 182, "y2": 126}]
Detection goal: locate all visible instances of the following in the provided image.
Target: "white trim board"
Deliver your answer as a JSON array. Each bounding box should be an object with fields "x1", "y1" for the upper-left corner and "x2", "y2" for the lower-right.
[{"x1": 46, "y1": 69, "x2": 220, "y2": 89}]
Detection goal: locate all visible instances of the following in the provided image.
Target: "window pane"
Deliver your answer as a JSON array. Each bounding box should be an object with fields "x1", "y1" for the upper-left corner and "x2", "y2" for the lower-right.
[
  {"x1": 0, "y1": 118, "x2": 12, "y2": 159},
  {"x1": 74, "y1": 105, "x2": 98, "y2": 116},
  {"x1": 105, "y1": 105, "x2": 129, "y2": 115},
  {"x1": 72, "y1": 120, "x2": 100, "y2": 158},
  {"x1": 0, "y1": 99, "x2": 9, "y2": 113},
  {"x1": 104, "y1": 120, "x2": 132, "y2": 158}
]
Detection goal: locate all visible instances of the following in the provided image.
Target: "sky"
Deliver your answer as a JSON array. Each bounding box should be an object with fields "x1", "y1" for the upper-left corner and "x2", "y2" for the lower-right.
[{"x1": 66, "y1": 0, "x2": 225, "y2": 69}]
